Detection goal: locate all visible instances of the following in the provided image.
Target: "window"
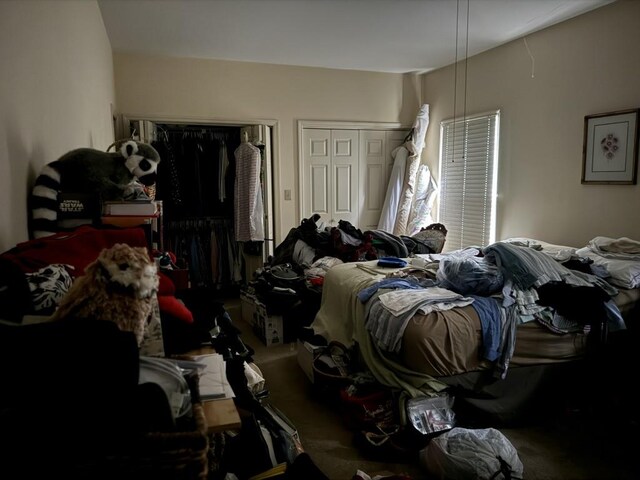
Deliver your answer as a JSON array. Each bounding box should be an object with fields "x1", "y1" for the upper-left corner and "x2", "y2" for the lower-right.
[{"x1": 438, "y1": 110, "x2": 499, "y2": 250}]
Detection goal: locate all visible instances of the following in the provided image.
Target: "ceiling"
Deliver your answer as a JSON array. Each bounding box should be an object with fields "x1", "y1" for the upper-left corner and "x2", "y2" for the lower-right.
[{"x1": 98, "y1": 0, "x2": 615, "y2": 74}]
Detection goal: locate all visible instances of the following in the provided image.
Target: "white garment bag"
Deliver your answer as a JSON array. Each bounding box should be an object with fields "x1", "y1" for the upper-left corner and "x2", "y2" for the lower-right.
[
  {"x1": 377, "y1": 104, "x2": 434, "y2": 235},
  {"x1": 377, "y1": 145, "x2": 408, "y2": 233},
  {"x1": 393, "y1": 104, "x2": 430, "y2": 236},
  {"x1": 406, "y1": 164, "x2": 438, "y2": 236}
]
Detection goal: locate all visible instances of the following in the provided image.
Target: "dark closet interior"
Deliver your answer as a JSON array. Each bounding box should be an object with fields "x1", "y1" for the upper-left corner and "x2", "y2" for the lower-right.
[{"x1": 149, "y1": 123, "x2": 245, "y2": 294}]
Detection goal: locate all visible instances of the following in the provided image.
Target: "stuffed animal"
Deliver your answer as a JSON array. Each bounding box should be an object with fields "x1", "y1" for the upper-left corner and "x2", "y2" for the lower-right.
[
  {"x1": 50, "y1": 243, "x2": 160, "y2": 346},
  {"x1": 30, "y1": 140, "x2": 161, "y2": 239}
]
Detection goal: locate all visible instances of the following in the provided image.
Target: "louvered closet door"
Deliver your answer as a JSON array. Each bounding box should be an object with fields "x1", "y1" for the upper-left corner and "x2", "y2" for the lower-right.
[{"x1": 302, "y1": 129, "x2": 359, "y2": 228}]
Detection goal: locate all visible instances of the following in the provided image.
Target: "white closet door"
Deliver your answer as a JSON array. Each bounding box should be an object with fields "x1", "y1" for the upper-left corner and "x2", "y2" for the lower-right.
[
  {"x1": 302, "y1": 129, "x2": 359, "y2": 228},
  {"x1": 359, "y1": 130, "x2": 387, "y2": 230},
  {"x1": 330, "y1": 129, "x2": 359, "y2": 227},
  {"x1": 302, "y1": 129, "x2": 332, "y2": 226}
]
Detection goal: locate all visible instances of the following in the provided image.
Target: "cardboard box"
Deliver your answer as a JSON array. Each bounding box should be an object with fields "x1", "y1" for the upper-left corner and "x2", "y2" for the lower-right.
[
  {"x1": 241, "y1": 291, "x2": 284, "y2": 347},
  {"x1": 296, "y1": 339, "x2": 323, "y2": 383},
  {"x1": 240, "y1": 291, "x2": 258, "y2": 327}
]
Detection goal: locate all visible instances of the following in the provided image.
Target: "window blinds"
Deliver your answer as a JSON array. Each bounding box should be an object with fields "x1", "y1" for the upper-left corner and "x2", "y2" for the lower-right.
[{"x1": 438, "y1": 111, "x2": 499, "y2": 251}]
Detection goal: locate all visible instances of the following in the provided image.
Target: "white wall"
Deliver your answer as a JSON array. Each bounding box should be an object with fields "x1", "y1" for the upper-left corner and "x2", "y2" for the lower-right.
[
  {"x1": 422, "y1": 0, "x2": 640, "y2": 247},
  {"x1": 3, "y1": 1, "x2": 637, "y2": 252},
  {"x1": 0, "y1": 0, "x2": 115, "y2": 251},
  {"x1": 112, "y1": 54, "x2": 421, "y2": 243}
]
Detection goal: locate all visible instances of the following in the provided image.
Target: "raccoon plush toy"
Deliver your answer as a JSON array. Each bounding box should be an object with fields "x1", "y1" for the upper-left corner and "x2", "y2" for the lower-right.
[{"x1": 30, "y1": 140, "x2": 161, "y2": 239}]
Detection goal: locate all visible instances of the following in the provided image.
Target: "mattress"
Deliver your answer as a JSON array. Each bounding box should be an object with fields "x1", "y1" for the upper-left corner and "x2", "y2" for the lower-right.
[
  {"x1": 310, "y1": 256, "x2": 638, "y2": 397},
  {"x1": 400, "y1": 307, "x2": 588, "y2": 377}
]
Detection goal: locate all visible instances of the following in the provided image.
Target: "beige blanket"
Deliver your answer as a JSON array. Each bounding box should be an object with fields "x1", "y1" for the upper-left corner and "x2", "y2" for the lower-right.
[{"x1": 311, "y1": 261, "x2": 448, "y2": 397}]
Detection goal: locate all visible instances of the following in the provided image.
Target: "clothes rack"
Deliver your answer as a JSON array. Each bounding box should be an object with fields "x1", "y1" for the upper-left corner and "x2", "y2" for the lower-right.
[{"x1": 151, "y1": 123, "x2": 244, "y2": 290}]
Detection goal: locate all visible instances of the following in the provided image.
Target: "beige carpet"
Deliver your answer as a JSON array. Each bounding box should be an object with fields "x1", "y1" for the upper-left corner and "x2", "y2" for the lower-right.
[{"x1": 225, "y1": 298, "x2": 638, "y2": 480}]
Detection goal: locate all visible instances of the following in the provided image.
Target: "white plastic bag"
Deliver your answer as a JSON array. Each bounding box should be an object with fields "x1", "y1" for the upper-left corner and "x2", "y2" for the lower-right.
[{"x1": 420, "y1": 427, "x2": 524, "y2": 479}]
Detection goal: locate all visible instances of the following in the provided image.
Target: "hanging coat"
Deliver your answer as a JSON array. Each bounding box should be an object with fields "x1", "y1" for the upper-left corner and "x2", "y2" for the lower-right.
[{"x1": 234, "y1": 142, "x2": 265, "y2": 242}]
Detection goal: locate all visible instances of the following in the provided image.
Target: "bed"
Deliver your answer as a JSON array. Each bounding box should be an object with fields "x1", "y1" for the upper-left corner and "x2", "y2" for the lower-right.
[{"x1": 310, "y1": 237, "x2": 640, "y2": 422}]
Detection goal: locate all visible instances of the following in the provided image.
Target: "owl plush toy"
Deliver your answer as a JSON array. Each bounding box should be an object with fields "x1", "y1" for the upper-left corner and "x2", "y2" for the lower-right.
[
  {"x1": 30, "y1": 140, "x2": 161, "y2": 239},
  {"x1": 50, "y1": 243, "x2": 160, "y2": 346}
]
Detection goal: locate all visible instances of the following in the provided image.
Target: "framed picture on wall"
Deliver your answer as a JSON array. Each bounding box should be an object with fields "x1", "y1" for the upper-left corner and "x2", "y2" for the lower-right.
[{"x1": 582, "y1": 108, "x2": 639, "y2": 184}]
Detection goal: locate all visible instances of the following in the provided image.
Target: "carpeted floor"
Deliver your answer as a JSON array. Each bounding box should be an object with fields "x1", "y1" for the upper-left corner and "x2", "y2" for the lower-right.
[{"x1": 224, "y1": 299, "x2": 638, "y2": 480}]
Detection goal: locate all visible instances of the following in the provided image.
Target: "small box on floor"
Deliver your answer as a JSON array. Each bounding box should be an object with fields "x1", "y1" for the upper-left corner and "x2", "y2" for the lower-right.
[
  {"x1": 240, "y1": 290, "x2": 258, "y2": 326},
  {"x1": 241, "y1": 290, "x2": 284, "y2": 347},
  {"x1": 253, "y1": 301, "x2": 284, "y2": 347}
]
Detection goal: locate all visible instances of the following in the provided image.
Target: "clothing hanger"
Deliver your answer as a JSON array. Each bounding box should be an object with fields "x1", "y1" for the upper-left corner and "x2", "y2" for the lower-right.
[{"x1": 155, "y1": 124, "x2": 169, "y2": 143}]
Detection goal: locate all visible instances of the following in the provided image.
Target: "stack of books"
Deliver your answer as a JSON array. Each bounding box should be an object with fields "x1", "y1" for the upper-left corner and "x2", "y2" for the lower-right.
[
  {"x1": 102, "y1": 199, "x2": 158, "y2": 215},
  {"x1": 101, "y1": 200, "x2": 164, "y2": 250},
  {"x1": 101, "y1": 200, "x2": 159, "y2": 227}
]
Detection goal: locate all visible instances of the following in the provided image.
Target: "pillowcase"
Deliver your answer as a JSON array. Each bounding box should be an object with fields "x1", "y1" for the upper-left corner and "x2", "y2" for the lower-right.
[
  {"x1": 24, "y1": 264, "x2": 74, "y2": 315},
  {"x1": 575, "y1": 247, "x2": 640, "y2": 289},
  {"x1": 587, "y1": 236, "x2": 640, "y2": 259},
  {"x1": 501, "y1": 237, "x2": 577, "y2": 262}
]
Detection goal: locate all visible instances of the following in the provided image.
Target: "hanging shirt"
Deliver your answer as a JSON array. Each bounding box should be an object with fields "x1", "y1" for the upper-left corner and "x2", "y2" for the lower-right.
[
  {"x1": 218, "y1": 140, "x2": 229, "y2": 202},
  {"x1": 234, "y1": 142, "x2": 265, "y2": 242}
]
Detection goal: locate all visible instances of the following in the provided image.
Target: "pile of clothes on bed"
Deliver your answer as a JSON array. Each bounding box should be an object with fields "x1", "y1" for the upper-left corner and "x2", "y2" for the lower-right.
[
  {"x1": 244, "y1": 215, "x2": 448, "y2": 341},
  {"x1": 267, "y1": 214, "x2": 447, "y2": 289}
]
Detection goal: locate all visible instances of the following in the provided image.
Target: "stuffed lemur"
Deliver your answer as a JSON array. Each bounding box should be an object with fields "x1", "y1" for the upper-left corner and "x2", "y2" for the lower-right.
[{"x1": 30, "y1": 140, "x2": 161, "y2": 239}]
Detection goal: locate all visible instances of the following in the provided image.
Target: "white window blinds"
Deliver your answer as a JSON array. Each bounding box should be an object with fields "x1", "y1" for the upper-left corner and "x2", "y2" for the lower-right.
[{"x1": 438, "y1": 111, "x2": 499, "y2": 250}]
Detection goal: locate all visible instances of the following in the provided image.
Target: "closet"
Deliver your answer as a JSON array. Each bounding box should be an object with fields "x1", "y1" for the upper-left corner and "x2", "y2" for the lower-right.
[
  {"x1": 126, "y1": 120, "x2": 274, "y2": 293},
  {"x1": 300, "y1": 126, "x2": 409, "y2": 230}
]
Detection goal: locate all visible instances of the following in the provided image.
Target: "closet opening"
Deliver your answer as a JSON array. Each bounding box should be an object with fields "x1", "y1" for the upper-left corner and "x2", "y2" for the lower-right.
[{"x1": 121, "y1": 118, "x2": 275, "y2": 298}]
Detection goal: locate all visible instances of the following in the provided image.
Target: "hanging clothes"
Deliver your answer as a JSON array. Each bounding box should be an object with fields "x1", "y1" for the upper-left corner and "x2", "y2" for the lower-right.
[
  {"x1": 153, "y1": 124, "x2": 242, "y2": 288},
  {"x1": 167, "y1": 218, "x2": 242, "y2": 290},
  {"x1": 151, "y1": 134, "x2": 183, "y2": 215},
  {"x1": 234, "y1": 141, "x2": 265, "y2": 242},
  {"x1": 377, "y1": 145, "x2": 408, "y2": 233},
  {"x1": 406, "y1": 164, "x2": 438, "y2": 236},
  {"x1": 153, "y1": 125, "x2": 239, "y2": 219},
  {"x1": 393, "y1": 104, "x2": 430, "y2": 236},
  {"x1": 218, "y1": 140, "x2": 229, "y2": 202}
]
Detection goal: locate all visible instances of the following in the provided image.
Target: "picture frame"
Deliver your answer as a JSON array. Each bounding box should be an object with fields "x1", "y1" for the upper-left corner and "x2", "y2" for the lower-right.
[{"x1": 582, "y1": 108, "x2": 639, "y2": 184}]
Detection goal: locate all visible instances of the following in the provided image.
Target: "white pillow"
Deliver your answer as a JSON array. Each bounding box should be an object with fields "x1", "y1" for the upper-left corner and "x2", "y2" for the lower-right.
[
  {"x1": 501, "y1": 237, "x2": 576, "y2": 262},
  {"x1": 575, "y1": 247, "x2": 640, "y2": 289},
  {"x1": 588, "y1": 236, "x2": 640, "y2": 260}
]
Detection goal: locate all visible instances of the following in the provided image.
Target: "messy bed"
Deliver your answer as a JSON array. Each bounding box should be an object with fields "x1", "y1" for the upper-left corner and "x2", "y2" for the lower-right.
[{"x1": 310, "y1": 236, "x2": 640, "y2": 421}]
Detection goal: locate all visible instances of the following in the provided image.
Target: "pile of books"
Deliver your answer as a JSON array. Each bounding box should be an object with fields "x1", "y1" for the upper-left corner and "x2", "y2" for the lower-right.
[
  {"x1": 101, "y1": 200, "x2": 163, "y2": 250},
  {"x1": 102, "y1": 200, "x2": 161, "y2": 221}
]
